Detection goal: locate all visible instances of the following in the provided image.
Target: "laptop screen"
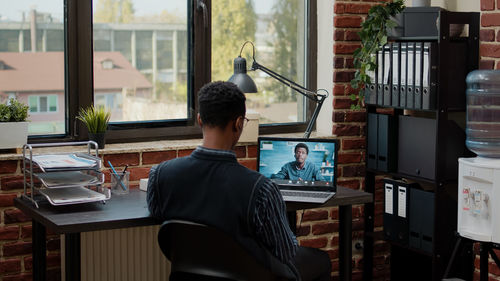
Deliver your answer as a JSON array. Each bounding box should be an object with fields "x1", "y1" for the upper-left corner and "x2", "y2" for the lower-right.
[{"x1": 257, "y1": 137, "x2": 338, "y2": 187}]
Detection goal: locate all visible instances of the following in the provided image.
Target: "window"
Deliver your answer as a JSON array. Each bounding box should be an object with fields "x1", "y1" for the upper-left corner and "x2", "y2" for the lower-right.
[{"x1": 1, "y1": 0, "x2": 315, "y2": 142}]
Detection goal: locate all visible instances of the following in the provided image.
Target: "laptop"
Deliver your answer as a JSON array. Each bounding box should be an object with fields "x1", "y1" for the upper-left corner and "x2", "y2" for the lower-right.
[{"x1": 257, "y1": 137, "x2": 338, "y2": 203}]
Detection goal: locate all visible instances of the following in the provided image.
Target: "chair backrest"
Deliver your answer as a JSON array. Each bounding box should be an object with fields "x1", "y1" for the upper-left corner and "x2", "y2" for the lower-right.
[{"x1": 157, "y1": 220, "x2": 293, "y2": 281}]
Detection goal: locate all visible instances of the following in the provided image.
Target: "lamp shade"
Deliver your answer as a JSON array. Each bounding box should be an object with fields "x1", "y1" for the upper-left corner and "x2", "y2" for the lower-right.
[{"x1": 228, "y1": 56, "x2": 257, "y2": 93}]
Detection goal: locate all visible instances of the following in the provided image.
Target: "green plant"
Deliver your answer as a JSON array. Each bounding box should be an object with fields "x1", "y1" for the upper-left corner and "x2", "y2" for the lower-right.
[
  {"x1": 0, "y1": 98, "x2": 29, "y2": 122},
  {"x1": 350, "y1": 0, "x2": 405, "y2": 109},
  {"x1": 77, "y1": 105, "x2": 111, "y2": 134}
]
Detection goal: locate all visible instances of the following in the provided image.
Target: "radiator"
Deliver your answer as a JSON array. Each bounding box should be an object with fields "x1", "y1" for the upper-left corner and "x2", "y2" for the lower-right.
[{"x1": 62, "y1": 225, "x2": 171, "y2": 281}]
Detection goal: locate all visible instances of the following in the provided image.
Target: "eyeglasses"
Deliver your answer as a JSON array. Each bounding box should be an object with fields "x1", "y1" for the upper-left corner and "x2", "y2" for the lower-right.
[{"x1": 243, "y1": 117, "x2": 250, "y2": 127}]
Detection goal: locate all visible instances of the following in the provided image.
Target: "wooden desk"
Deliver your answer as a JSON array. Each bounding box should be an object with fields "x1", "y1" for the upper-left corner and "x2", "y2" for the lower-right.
[{"x1": 15, "y1": 187, "x2": 372, "y2": 281}]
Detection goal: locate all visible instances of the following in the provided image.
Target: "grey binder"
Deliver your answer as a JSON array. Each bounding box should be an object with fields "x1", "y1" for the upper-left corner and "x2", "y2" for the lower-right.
[
  {"x1": 406, "y1": 42, "x2": 415, "y2": 109},
  {"x1": 392, "y1": 42, "x2": 400, "y2": 107},
  {"x1": 365, "y1": 53, "x2": 377, "y2": 105},
  {"x1": 399, "y1": 42, "x2": 407, "y2": 108},
  {"x1": 422, "y1": 42, "x2": 437, "y2": 110},
  {"x1": 414, "y1": 42, "x2": 423, "y2": 109},
  {"x1": 367, "y1": 113, "x2": 378, "y2": 169},
  {"x1": 377, "y1": 49, "x2": 384, "y2": 105},
  {"x1": 383, "y1": 44, "x2": 392, "y2": 106}
]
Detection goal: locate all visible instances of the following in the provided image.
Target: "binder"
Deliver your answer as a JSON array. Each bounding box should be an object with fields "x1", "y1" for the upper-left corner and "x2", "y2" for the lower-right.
[
  {"x1": 391, "y1": 42, "x2": 400, "y2": 107},
  {"x1": 365, "y1": 53, "x2": 377, "y2": 105},
  {"x1": 383, "y1": 44, "x2": 392, "y2": 106},
  {"x1": 377, "y1": 49, "x2": 384, "y2": 105},
  {"x1": 384, "y1": 180, "x2": 396, "y2": 241},
  {"x1": 396, "y1": 184, "x2": 409, "y2": 245},
  {"x1": 399, "y1": 42, "x2": 407, "y2": 108},
  {"x1": 420, "y1": 190, "x2": 435, "y2": 253},
  {"x1": 367, "y1": 113, "x2": 378, "y2": 170},
  {"x1": 406, "y1": 42, "x2": 415, "y2": 109},
  {"x1": 409, "y1": 187, "x2": 435, "y2": 253},
  {"x1": 422, "y1": 42, "x2": 437, "y2": 110},
  {"x1": 414, "y1": 42, "x2": 423, "y2": 109},
  {"x1": 377, "y1": 114, "x2": 397, "y2": 172}
]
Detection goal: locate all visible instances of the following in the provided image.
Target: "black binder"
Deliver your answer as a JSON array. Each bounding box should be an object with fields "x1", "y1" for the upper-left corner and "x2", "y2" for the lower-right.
[
  {"x1": 377, "y1": 49, "x2": 384, "y2": 105},
  {"x1": 409, "y1": 187, "x2": 435, "y2": 253},
  {"x1": 406, "y1": 42, "x2": 415, "y2": 109},
  {"x1": 399, "y1": 42, "x2": 407, "y2": 108},
  {"x1": 383, "y1": 179, "x2": 397, "y2": 241},
  {"x1": 414, "y1": 42, "x2": 423, "y2": 109},
  {"x1": 377, "y1": 114, "x2": 397, "y2": 172},
  {"x1": 391, "y1": 42, "x2": 400, "y2": 107},
  {"x1": 367, "y1": 113, "x2": 378, "y2": 170},
  {"x1": 365, "y1": 53, "x2": 377, "y2": 105},
  {"x1": 383, "y1": 178, "x2": 413, "y2": 245},
  {"x1": 422, "y1": 42, "x2": 437, "y2": 110},
  {"x1": 383, "y1": 44, "x2": 392, "y2": 106}
]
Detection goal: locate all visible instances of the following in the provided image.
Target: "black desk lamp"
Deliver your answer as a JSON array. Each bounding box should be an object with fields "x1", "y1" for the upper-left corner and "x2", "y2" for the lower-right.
[{"x1": 228, "y1": 41, "x2": 328, "y2": 139}]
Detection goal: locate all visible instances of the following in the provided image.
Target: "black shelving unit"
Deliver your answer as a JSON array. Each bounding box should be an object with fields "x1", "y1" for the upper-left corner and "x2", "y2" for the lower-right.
[{"x1": 362, "y1": 8, "x2": 479, "y2": 281}]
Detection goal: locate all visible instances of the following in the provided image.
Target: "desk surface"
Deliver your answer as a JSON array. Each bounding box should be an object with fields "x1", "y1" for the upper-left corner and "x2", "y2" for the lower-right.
[{"x1": 14, "y1": 186, "x2": 372, "y2": 234}]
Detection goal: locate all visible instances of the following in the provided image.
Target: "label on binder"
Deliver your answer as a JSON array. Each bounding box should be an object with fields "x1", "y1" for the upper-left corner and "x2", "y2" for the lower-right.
[
  {"x1": 398, "y1": 186, "x2": 407, "y2": 218},
  {"x1": 385, "y1": 183, "x2": 394, "y2": 214}
]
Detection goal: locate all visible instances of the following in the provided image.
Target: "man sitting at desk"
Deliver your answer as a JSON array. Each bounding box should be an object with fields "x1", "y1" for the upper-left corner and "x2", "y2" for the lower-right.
[
  {"x1": 271, "y1": 143, "x2": 324, "y2": 181},
  {"x1": 147, "y1": 81, "x2": 331, "y2": 281}
]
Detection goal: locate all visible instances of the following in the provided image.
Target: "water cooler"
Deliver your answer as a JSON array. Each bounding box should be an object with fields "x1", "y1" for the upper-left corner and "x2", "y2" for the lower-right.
[{"x1": 458, "y1": 70, "x2": 500, "y2": 243}]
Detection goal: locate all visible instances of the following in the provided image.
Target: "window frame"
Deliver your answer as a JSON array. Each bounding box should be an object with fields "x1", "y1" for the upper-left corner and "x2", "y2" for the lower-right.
[{"x1": 28, "y1": 0, "x2": 317, "y2": 143}]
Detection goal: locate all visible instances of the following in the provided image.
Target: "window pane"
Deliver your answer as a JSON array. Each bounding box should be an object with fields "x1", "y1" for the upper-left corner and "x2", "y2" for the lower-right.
[
  {"x1": 0, "y1": 4, "x2": 66, "y2": 135},
  {"x1": 93, "y1": 0, "x2": 189, "y2": 122},
  {"x1": 211, "y1": 0, "x2": 307, "y2": 124}
]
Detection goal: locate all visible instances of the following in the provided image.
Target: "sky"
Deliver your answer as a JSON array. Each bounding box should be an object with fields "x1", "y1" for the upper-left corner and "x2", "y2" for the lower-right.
[{"x1": 1, "y1": 0, "x2": 275, "y2": 22}]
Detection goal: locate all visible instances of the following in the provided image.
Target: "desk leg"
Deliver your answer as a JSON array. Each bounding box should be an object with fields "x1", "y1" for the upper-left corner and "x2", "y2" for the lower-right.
[
  {"x1": 480, "y1": 243, "x2": 489, "y2": 281},
  {"x1": 65, "y1": 233, "x2": 81, "y2": 281},
  {"x1": 339, "y1": 205, "x2": 352, "y2": 281},
  {"x1": 32, "y1": 220, "x2": 46, "y2": 281}
]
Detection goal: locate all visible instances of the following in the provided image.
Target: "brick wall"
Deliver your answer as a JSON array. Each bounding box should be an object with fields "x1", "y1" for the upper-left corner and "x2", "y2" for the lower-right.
[
  {"x1": 476, "y1": 1, "x2": 500, "y2": 280},
  {"x1": 333, "y1": 0, "x2": 391, "y2": 280}
]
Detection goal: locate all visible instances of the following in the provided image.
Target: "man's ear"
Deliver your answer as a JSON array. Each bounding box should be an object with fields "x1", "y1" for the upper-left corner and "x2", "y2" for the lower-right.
[
  {"x1": 233, "y1": 116, "x2": 243, "y2": 132},
  {"x1": 197, "y1": 113, "x2": 203, "y2": 127}
]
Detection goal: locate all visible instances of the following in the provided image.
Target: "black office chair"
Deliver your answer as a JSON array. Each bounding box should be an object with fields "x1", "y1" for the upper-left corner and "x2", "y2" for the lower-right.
[{"x1": 157, "y1": 220, "x2": 296, "y2": 281}]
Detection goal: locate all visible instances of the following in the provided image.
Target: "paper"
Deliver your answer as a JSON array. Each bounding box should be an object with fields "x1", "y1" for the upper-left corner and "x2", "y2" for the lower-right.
[
  {"x1": 385, "y1": 183, "x2": 394, "y2": 214},
  {"x1": 32, "y1": 154, "x2": 98, "y2": 169},
  {"x1": 35, "y1": 171, "x2": 103, "y2": 188}
]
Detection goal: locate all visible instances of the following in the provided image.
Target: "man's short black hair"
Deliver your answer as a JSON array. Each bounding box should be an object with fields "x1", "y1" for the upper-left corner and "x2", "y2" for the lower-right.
[
  {"x1": 198, "y1": 81, "x2": 246, "y2": 128},
  {"x1": 295, "y1": 143, "x2": 309, "y2": 154}
]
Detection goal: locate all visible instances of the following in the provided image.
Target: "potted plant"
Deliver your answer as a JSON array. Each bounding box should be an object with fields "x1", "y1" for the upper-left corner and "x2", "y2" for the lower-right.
[
  {"x1": 0, "y1": 98, "x2": 29, "y2": 149},
  {"x1": 77, "y1": 105, "x2": 111, "y2": 149},
  {"x1": 350, "y1": 0, "x2": 405, "y2": 109}
]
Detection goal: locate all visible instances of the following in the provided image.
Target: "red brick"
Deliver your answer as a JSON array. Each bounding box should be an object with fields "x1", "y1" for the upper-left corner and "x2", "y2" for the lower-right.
[
  {"x1": 330, "y1": 208, "x2": 339, "y2": 220},
  {"x1": 482, "y1": 13, "x2": 500, "y2": 27},
  {"x1": 4, "y1": 209, "x2": 31, "y2": 224},
  {"x1": 498, "y1": 0, "x2": 500, "y2": 10},
  {"x1": 331, "y1": 235, "x2": 339, "y2": 247},
  {"x1": 103, "y1": 153, "x2": 140, "y2": 167},
  {"x1": 24, "y1": 253, "x2": 60, "y2": 270},
  {"x1": 496, "y1": 61, "x2": 500, "y2": 70},
  {"x1": 334, "y1": 3, "x2": 346, "y2": 14},
  {"x1": 480, "y1": 60, "x2": 495, "y2": 70},
  {"x1": 482, "y1": 43, "x2": 500, "y2": 58},
  {"x1": 346, "y1": 30, "x2": 361, "y2": 41},
  {"x1": 0, "y1": 160, "x2": 18, "y2": 174},
  {"x1": 3, "y1": 273, "x2": 32, "y2": 281},
  {"x1": 333, "y1": 84, "x2": 345, "y2": 95},
  {"x1": 353, "y1": 219, "x2": 365, "y2": 231},
  {"x1": 142, "y1": 150, "x2": 176, "y2": 164},
  {"x1": 21, "y1": 225, "x2": 32, "y2": 239},
  {"x1": 337, "y1": 179, "x2": 361, "y2": 189},
  {"x1": 47, "y1": 238, "x2": 60, "y2": 251},
  {"x1": 345, "y1": 58, "x2": 355, "y2": 69},
  {"x1": 247, "y1": 145, "x2": 258, "y2": 158},
  {"x1": 297, "y1": 225, "x2": 310, "y2": 236},
  {"x1": 128, "y1": 167, "x2": 150, "y2": 181},
  {"x1": 343, "y1": 165, "x2": 365, "y2": 177},
  {"x1": 312, "y1": 222, "x2": 339, "y2": 235},
  {"x1": 480, "y1": 29, "x2": 495, "y2": 42},
  {"x1": 332, "y1": 124, "x2": 361, "y2": 137},
  {"x1": 334, "y1": 57, "x2": 344, "y2": 68},
  {"x1": 345, "y1": 111, "x2": 366, "y2": 122},
  {"x1": 302, "y1": 210, "x2": 329, "y2": 221},
  {"x1": 0, "y1": 176, "x2": 24, "y2": 191},
  {"x1": 326, "y1": 249, "x2": 339, "y2": 260},
  {"x1": 481, "y1": 0, "x2": 495, "y2": 10},
  {"x1": 178, "y1": 149, "x2": 194, "y2": 157},
  {"x1": 334, "y1": 16, "x2": 363, "y2": 28},
  {"x1": 374, "y1": 213, "x2": 383, "y2": 227},
  {"x1": 0, "y1": 194, "x2": 18, "y2": 207},
  {"x1": 375, "y1": 202, "x2": 384, "y2": 215},
  {"x1": 238, "y1": 159, "x2": 256, "y2": 170},
  {"x1": 334, "y1": 43, "x2": 361, "y2": 55},
  {"x1": 234, "y1": 146, "x2": 246, "y2": 158},
  {"x1": 489, "y1": 261, "x2": 500, "y2": 275},
  {"x1": 333, "y1": 97, "x2": 355, "y2": 109},
  {"x1": 342, "y1": 138, "x2": 366, "y2": 150},
  {"x1": 299, "y1": 237, "x2": 328, "y2": 248},
  {"x1": 0, "y1": 226, "x2": 19, "y2": 240},
  {"x1": 338, "y1": 153, "x2": 362, "y2": 164},
  {"x1": 345, "y1": 3, "x2": 372, "y2": 14},
  {"x1": 0, "y1": 258, "x2": 21, "y2": 274},
  {"x1": 334, "y1": 71, "x2": 355, "y2": 83},
  {"x1": 3, "y1": 241, "x2": 31, "y2": 256},
  {"x1": 334, "y1": 30, "x2": 345, "y2": 41}
]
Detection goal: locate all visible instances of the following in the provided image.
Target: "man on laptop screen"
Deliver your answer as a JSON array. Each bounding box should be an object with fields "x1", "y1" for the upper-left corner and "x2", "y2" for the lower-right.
[{"x1": 271, "y1": 143, "x2": 324, "y2": 181}]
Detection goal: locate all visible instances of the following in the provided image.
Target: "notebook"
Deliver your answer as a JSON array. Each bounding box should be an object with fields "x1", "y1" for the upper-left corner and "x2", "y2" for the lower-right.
[{"x1": 257, "y1": 137, "x2": 338, "y2": 203}]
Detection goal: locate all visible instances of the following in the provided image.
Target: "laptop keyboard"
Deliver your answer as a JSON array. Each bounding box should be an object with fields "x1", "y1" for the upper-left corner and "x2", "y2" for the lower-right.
[{"x1": 281, "y1": 190, "x2": 332, "y2": 199}]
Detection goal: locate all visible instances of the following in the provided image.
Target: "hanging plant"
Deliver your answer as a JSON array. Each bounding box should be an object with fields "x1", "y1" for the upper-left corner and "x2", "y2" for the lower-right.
[{"x1": 350, "y1": 0, "x2": 405, "y2": 110}]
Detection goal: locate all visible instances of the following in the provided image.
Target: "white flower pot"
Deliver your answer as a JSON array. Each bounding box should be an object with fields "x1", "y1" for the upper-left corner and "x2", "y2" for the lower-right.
[
  {"x1": 0, "y1": 122, "x2": 28, "y2": 149},
  {"x1": 413, "y1": 0, "x2": 431, "y2": 7}
]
